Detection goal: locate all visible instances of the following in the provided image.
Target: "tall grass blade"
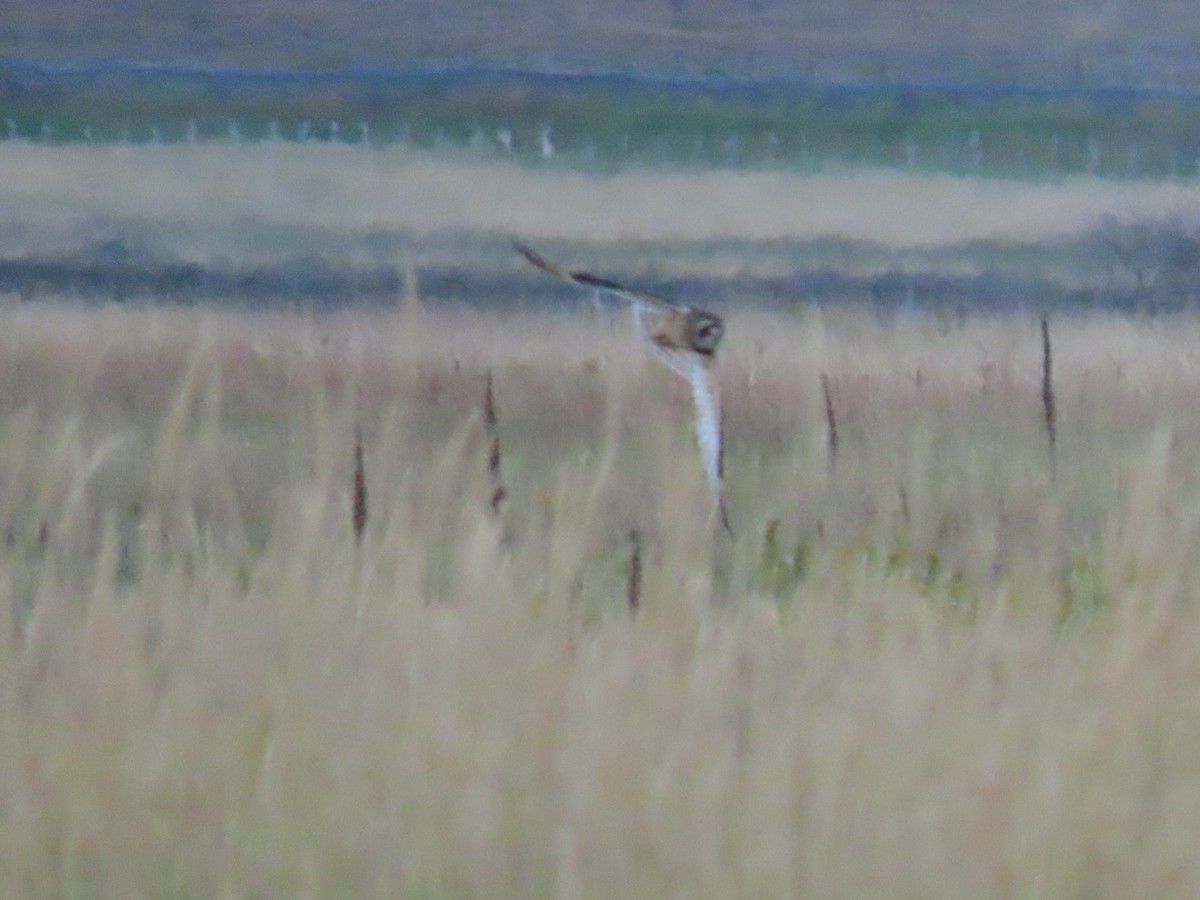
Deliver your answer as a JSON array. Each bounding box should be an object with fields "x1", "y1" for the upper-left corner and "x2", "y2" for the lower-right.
[
  {"x1": 484, "y1": 369, "x2": 506, "y2": 515},
  {"x1": 627, "y1": 528, "x2": 643, "y2": 614},
  {"x1": 821, "y1": 372, "x2": 838, "y2": 472},
  {"x1": 352, "y1": 426, "x2": 367, "y2": 544},
  {"x1": 1041, "y1": 317, "x2": 1057, "y2": 478}
]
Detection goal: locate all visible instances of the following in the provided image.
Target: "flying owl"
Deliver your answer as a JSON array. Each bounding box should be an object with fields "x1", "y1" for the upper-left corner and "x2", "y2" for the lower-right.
[{"x1": 515, "y1": 242, "x2": 731, "y2": 531}]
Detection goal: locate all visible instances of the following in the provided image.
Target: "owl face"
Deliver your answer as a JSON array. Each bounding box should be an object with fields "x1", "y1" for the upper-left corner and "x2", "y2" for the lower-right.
[
  {"x1": 514, "y1": 240, "x2": 731, "y2": 531},
  {"x1": 644, "y1": 307, "x2": 725, "y2": 360},
  {"x1": 686, "y1": 310, "x2": 724, "y2": 358}
]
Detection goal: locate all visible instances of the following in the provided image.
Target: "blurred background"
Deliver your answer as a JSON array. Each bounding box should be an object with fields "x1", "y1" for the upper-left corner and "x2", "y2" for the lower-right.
[{"x1": 1, "y1": 0, "x2": 1199, "y2": 314}]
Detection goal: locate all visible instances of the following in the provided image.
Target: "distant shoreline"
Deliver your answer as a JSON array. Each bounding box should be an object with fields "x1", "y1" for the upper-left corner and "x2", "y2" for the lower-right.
[
  {"x1": 0, "y1": 143, "x2": 1191, "y2": 246},
  {"x1": 3, "y1": 58, "x2": 1200, "y2": 101},
  {"x1": 0, "y1": 143, "x2": 1195, "y2": 311},
  {"x1": 2, "y1": 61, "x2": 1199, "y2": 180}
]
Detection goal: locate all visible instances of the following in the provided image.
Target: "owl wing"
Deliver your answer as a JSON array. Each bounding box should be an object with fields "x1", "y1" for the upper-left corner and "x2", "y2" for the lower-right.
[
  {"x1": 516, "y1": 240, "x2": 731, "y2": 530},
  {"x1": 514, "y1": 242, "x2": 682, "y2": 312},
  {"x1": 681, "y1": 354, "x2": 732, "y2": 533}
]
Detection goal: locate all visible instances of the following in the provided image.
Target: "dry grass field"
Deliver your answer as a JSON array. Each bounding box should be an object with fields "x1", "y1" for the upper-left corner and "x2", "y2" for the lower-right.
[{"x1": 3, "y1": 301, "x2": 1200, "y2": 896}]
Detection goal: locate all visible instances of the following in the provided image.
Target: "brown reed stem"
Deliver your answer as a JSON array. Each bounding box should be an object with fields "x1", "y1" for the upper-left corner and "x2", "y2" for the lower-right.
[
  {"x1": 627, "y1": 529, "x2": 643, "y2": 615},
  {"x1": 352, "y1": 425, "x2": 368, "y2": 544},
  {"x1": 717, "y1": 406, "x2": 733, "y2": 534},
  {"x1": 821, "y1": 372, "x2": 838, "y2": 472},
  {"x1": 485, "y1": 370, "x2": 506, "y2": 514},
  {"x1": 1041, "y1": 317, "x2": 1057, "y2": 477}
]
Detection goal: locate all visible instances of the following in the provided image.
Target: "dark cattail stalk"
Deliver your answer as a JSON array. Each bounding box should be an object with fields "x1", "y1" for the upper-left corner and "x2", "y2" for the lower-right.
[
  {"x1": 1041, "y1": 317, "x2": 1057, "y2": 477},
  {"x1": 352, "y1": 425, "x2": 368, "y2": 544},
  {"x1": 484, "y1": 370, "x2": 506, "y2": 514},
  {"x1": 821, "y1": 372, "x2": 838, "y2": 472},
  {"x1": 627, "y1": 529, "x2": 643, "y2": 615},
  {"x1": 717, "y1": 405, "x2": 733, "y2": 534}
]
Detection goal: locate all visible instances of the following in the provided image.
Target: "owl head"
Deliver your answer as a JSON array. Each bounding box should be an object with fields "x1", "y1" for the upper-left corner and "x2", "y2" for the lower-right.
[{"x1": 686, "y1": 310, "x2": 725, "y2": 358}]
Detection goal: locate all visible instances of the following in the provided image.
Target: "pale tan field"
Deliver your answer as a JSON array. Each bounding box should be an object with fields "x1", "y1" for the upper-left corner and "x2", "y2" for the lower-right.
[
  {"x1": 3, "y1": 302, "x2": 1200, "y2": 896},
  {"x1": 3, "y1": 142, "x2": 1200, "y2": 251}
]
